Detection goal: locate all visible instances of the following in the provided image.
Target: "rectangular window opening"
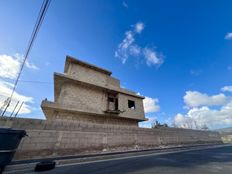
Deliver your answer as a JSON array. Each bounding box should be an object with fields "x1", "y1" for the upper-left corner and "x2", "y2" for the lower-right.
[
  {"x1": 107, "y1": 93, "x2": 118, "y2": 111},
  {"x1": 108, "y1": 97, "x2": 114, "y2": 102},
  {"x1": 128, "y1": 100, "x2": 135, "y2": 109}
]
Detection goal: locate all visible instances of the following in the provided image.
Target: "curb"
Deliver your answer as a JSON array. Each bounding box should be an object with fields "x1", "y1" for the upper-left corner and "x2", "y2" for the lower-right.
[{"x1": 4, "y1": 144, "x2": 229, "y2": 174}]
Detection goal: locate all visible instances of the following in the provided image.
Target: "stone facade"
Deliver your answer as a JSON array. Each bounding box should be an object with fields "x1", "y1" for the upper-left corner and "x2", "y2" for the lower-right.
[
  {"x1": 0, "y1": 117, "x2": 222, "y2": 160},
  {"x1": 41, "y1": 56, "x2": 146, "y2": 127},
  {"x1": 219, "y1": 133, "x2": 232, "y2": 144}
]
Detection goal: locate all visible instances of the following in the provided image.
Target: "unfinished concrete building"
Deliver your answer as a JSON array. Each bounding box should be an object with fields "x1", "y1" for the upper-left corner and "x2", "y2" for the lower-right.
[
  {"x1": 0, "y1": 55, "x2": 222, "y2": 160},
  {"x1": 41, "y1": 56, "x2": 147, "y2": 127}
]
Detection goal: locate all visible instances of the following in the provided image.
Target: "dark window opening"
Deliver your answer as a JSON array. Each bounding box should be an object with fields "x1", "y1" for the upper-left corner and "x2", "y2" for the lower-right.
[
  {"x1": 107, "y1": 93, "x2": 118, "y2": 111},
  {"x1": 108, "y1": 97, "x2": 114, "y2": 102},
  {"x1": 128, "y1": 100, "x2": 135, "y2": 109},
  {"x1": 115, "y1": 98, "x2": 118, "y2": 110}
]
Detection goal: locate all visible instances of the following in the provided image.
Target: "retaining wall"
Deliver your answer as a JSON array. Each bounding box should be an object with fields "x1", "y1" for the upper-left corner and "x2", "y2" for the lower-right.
[
  {"x1": 220, "y1": 133, "x2": 232, "y2": 143},
  {"x1": 0, "y1": 117, "x2": 222, "y2": 160}
]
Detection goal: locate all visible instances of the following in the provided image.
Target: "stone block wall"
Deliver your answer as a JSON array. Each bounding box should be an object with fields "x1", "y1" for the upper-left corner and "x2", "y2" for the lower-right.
[
  {"x1": 58, "y1": 83, "x2": 108, "y2": 115},
  {"x1": 55, "y1": 81, "x2": 145, "y2": 121},
  {"x1": 0, "y1": 117, "x2": 222, "y2": 160},
  {"x1": 220, "y1": 133, "x2": 232, "y2": 143},
  {"x1": 67, "y1": 62, "x2": 120, "y2": 89},
  {"x1": 118, "y1": 93, "x2": 145, "y2": 120},
  {"x1": 50, "y1": 112, "x2": 139, "y2": 127}
]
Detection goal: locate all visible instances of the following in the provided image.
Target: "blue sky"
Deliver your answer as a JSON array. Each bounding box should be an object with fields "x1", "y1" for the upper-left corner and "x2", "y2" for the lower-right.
[{"x1": 0, "y1": 0, "x2": 232, "y2": 129}]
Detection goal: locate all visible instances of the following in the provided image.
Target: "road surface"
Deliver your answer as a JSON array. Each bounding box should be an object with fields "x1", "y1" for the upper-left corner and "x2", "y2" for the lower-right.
[{"x1": 30, "y1": 145, "x2": 232, "y2": 174}]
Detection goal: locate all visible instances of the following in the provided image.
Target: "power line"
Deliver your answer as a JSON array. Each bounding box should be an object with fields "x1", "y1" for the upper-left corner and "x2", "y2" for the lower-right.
[
  {"x1": 1, "y1": 0, "x2": 51, "y2": 116},
  {"x1": 18, "y1": 80, "x2": 52, "y2": 84},
  {"x1": 10, "y1": 0, "x2": 51, "y2": 100}
]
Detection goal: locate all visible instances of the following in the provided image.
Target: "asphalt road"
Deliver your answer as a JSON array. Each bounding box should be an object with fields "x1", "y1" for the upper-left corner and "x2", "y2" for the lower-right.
[{"x1": 31, "y1": 145, "x2": 232, "y2": 174}]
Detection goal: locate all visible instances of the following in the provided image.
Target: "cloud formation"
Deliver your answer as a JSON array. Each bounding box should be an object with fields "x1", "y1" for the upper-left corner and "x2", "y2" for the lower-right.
[
  {"x1": 115, "y1": 30, "x2": 136, "y2": 64},
  {"x1": 0, "y1": 53, "x2": 38, "y2": 116},
  {"x1": 0, "y1": 81, "x2": 33, "y2": 115},
  {"x1": 138, "y1": 93, "x2": 160, "y2": 128},
  {"x1": 225, "y1": 32, "x2": 232, "y2": 40},
  {"x1": 221, "y1": 86, "x2": 232, "y2": 93},
  {"x1": 139, "y1": 115, "x2": 157, "y2": 128},
  {"x1": 143, "y1": 96, "x2": 160, "y2": 113},
  {"x1": 0, "y1": 54, "x2": 21, "y2": 79},
  {"x1": 174, "y1": 89, "x2": 232, "y2": 129},
  {"x1": 143, "y1": 48, "x2": 163, "y2": 66},
  {"x1": 184, "y1": 91, "x2": 229, "y2": 108},
  {"x1": 115, "y1": 22, "x2": 163, "y2": 66},
  {"x1": 0, "y1": 54, "x2": 39, "y2": 79},
  {"x1": 174, "y1": 103, "x2": 232, "y2": 129},
  {"x1": 135, "y1": 22, "x2": 144, "y2": 33},
  {"x1": 25, "y1": 61, "x2": 39, "y2": 70}
]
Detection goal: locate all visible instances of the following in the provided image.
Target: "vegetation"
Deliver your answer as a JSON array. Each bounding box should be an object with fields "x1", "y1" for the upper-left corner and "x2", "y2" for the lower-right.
[{"x1": 152, "y1": 120, "x2": 168, "y2": 128}]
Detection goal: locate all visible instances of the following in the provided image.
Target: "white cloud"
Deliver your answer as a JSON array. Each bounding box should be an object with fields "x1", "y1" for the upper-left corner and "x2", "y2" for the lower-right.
[
  {"x1": 115, "y1": 30, "x2": 136, "y2": 64},
  {"x1": 0, "y1": 54, "x2": 39, "y2": 79},
  {"x1": 184, "y1": 91, "x2": 229, "y2": 108},
  {"x1": 0, "y1": 54, "x2": 21, "y2": 79},
  {"x1": 174, "y1": 104, "x2": 232, "y2": 129},
  {"x1": 129, "y1": 44, "x2": 141, "y2": 56},
  {"x1": 221, "y1": 86, "x2": 232, "y2": 93},
  {"x1": 225, "y1": 32, "x2": 232, "y2": 40},
  {"x1": 139, "y1": 115, "x2": 157, "y2": 128},
  {"x1": 173, "y1": 88, "x2": 232, "y2": 129},
  {"x1": 0, "y1": 80, "x2": 33, "y2": 115},
  {"x1": 143, "y1": 48, "x2": 163, "y2": 66},
  {"x1": 25, "y1": 61, "x2": 39, "y2": 70},
  {"x1": 134, "y1": 22, "x2": 144, "y2": 33},
  {"x1": 174, "y1": 114, "x2": 192, "y2": 129},
  {"x1": 138, "y1": 94, "x2": 160, "y2": 128},
  {"x1": 115, "y1": 22, "x2": 164, "y2": 67},
  {"x1": 0, "y1": 53, "x2": 38, "y2": 116},
  {"x1": 16, "y1": 53, "x2": 39, "y2": 70},
  {"x1": 143, "y1": 96, "x2": 160, "y2": 113}
]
